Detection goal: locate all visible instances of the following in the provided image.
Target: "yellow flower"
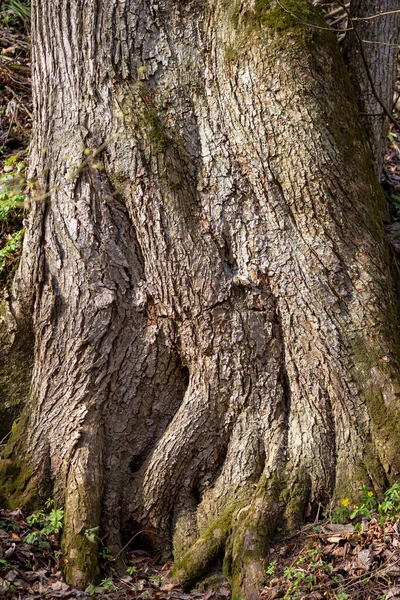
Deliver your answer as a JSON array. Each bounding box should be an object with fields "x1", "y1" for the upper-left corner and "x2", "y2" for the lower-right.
[
  {"x1": 367, "y1": 491, "x2": 373, "y2": 497},
  {"x1": 341, "y1": 498, "x2": 350, "y2": 507},
  {"x1": 354, "y1": 505, "x2": 359, "y2": 509}
]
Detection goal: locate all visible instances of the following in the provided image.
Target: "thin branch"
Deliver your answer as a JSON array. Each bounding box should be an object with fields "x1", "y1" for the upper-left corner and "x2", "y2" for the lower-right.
[
  {"x1": 336, "y1": 0, "x2": 398, "y2": 129},
  {"x1": 353, "y1": 8, "x2": 400, "y2": 21},
  {"x1": 5, "y1": 86, "x2": 32, "y2": 118},
  {"x1": 325, "y1": 4, "x2": 348, "y2": 19},
  {"x1": 275, "y1": 0, "x2": 352, "y2": 31},
  {"x1": 360, "y1": 39, "x2": 400, "y2": 47},
  {"x1": 329, "y1": 13, "x2": 347, "y2": 28},
  {"x1": 276, "y1": 0, "x2": 400, "y2": 45}
]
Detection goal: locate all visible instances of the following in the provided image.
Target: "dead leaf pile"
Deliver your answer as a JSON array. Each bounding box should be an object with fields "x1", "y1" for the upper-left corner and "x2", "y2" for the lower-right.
[
  {"x1": 0, "y1": 508, "x2": 229, "y2": 600},
  {"x1": 262, "y1": 519, "x2": 400, "y2": 600}
]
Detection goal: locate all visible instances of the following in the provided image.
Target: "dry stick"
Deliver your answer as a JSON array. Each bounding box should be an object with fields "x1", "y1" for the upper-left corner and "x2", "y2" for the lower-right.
[
  {"x1": 277, "y1": 0, "x2": 400, "y2": 43},
  {"x1": 329, "y1": 13, "x2": 348, "y2": 27},
  {"x1": 335, "y1": 556, "x2": 400, "y2": 594},
  {"x1": 5, "y1": 85, "x2": 32, "y2": 118},
  {"x1": 325, "y1": 4, "x2": 349, "y2": 19},
  {"x1": 353, "y1": 8, "x2": 400, "y2": 21},
  {"x1": 313, "y1": 0, "x2": 400, "y2": 21},
  {"x1": 2, "y1": 102, "x2": 17, "y2": 149},
  {"x1": 276, "y1": 0, "x2": 352, "y2": 31},
  {"x1": 336, "y1": 0, "x2": 398, "y2": 129},
  {"x1": 392, "y1": 90, "x2": 400, "y2": 112}
]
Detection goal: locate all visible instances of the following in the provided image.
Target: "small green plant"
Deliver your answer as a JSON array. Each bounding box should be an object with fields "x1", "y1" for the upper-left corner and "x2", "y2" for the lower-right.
[
  {"x1": 326, "y1": 497, "x2": 350, "y2": 523},
  {"x1": 45, "y1": 498, "x2": 54, "y2": 510},
  {"x1": 24, "y1": 503, "x2": 64, "y2": 545},
  {"x1": 392, "y1": 194, "x2": 400, "y2": 210},
  {"x1": 24, "y1": 530, "x2": 43, "y2": 544},
  {"x1": 377, "y1": 481, "x2": 400, "y2": 523},
  {"x1": 45, "y1": 508, "x2": 64, "y2": 533},
  {"x1": 99, "y1": 545, "x2": 113, "y2": 560},
  {"x1": 305, "y1": 547, "x2": 323, "y2": 563},
  {"x1": 0, "y1": 558, "x2": 10, "y2": 569},
  {"x1": 335, "y1": 594, "x2": 350, "y2": 600},
  {"x1": 0, "y1": 229, "x2": 23, "y2": 274},
  {"x1": 126, "y1": 565, "x2": 137, "y2": 576},
  {"x1": 266, "y1": 560, "x2": 276, "y2": 576},
  {"x1": 0, "y1": 164, "x2": 26, "y2": 284},
  {"x1": 350, "y1": 486, "x2": 376, "y2": 520},
  {"x1": 26, "y1": 510, "x2": 45, "y2": 527},
  {"x1": 87, "y1": 584, "x2": 101, "y2": 595},
  {"x1": 101, "y1": 576, "x2": 115, "y2": 592},
  {"x1": 149, "y1": 575, "x2": 161, "y2": 585},
  {"x1": 84, "y1": 526, "x2": 100, "y2": 544},
  {"x1": 0, "y1": 174, "x2": 25, "y2": 216},
  {"x1": 2, "y1": 0, "x2": 30, "y2": 25},
  {"x1": 0, "y1": 518, "x2": 18, "y2": 532},
  {"x1": 326, "y1": 482, "x2": 400, "y2": 529},
  {"x1": 282, "y1": 566, "x2": 313, "y2": 599}
]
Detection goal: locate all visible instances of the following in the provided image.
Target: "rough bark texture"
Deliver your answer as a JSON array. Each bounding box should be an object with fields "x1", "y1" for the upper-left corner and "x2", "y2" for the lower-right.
[
  {"x1": 1, "y1": 1, "x2": 400, "y2": 598},
  {"x1": 343, "y1": 0, "x2": 400, "y2": 175}
]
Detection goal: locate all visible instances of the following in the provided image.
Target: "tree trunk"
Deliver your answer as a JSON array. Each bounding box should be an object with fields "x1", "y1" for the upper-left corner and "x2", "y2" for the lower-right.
[
  {"x1": 343, "y1": 0, "x2": 400, "y2": 175},
  {"x1": 1, "y1": 1, "x2": 400, "y2": 598}
]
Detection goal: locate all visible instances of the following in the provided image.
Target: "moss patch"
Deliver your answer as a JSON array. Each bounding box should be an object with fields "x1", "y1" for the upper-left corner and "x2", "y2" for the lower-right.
[
  {"x1": 62, "y1": 530, "x2": 99, "y2": 589},
  {"x1": 170, "y1": 505, "x2": 236, "y2": 588},
  {"x1": 0, "y1": 349, "x2": 33, "y2": 441},
  {"x1": 232, "y1": 0, "x2": 325, "y2": 41},
  {"x1": 0, "y1": 456, "x2": 41, "y2": 511},
  {"x1": 230, "y1": 472, "x2": 288, "y2": 598},
  {"x1": 141, "y1": 105, "x2": 172, "y2": 154},
  {"x1": 348, "y1": 335, "x2": 400, "y2": 488},
  {"x1": 283, "y1": 469, "x2": 312, "y2": 532},
  {"x1": 0, "y1": 297, "x2": 33, "y2": 440}
]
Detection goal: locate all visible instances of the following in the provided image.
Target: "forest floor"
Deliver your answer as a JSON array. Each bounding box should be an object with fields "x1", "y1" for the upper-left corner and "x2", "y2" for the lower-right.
[
  {"x1": 1, "y1": 4, "x2": 400, "y2": 600},
  {"x1": 1, "y1": 503, "x2": 400, "y2": 600}
]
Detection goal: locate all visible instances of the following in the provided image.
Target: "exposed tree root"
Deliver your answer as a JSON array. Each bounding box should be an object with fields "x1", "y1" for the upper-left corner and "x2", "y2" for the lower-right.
[{"x1": 169, "y1": 472, "x2": 314, "y2": 599}]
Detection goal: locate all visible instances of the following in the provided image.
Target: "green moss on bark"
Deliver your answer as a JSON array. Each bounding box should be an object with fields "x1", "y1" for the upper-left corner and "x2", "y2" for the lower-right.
[
  {"x1": 0, "y1": 298, "x2": 33, "y2": 441},
  {"x1": 350, "y1": 336, "x2": 400, "y2": 481},
  {"x1": 0, "y1": 454, "x2": 46, "y2": 511},
  {"x1": 230, "y1": 472, "x2": 291, "y2": 599},
  {"x1": 63, "y1": 530, "x2": 99, "y2": 589},
  {"x1": 231, "y1": 0, "x2": 325, "y2": 45},
  {"x1": 283, "y1": 469, "x2": 311, "y2": 532},
  {"x1": 170, "y1": 505, "x2": 236, "y2": 588}
]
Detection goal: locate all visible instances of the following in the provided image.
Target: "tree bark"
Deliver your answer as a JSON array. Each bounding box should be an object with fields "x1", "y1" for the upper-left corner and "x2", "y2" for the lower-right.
[
  {"x1": 1, "y1": 1, "x2": 400, "y2": 598},
  {"x1": 343, "y1": 0, "x2": 400, "y2": 175}
]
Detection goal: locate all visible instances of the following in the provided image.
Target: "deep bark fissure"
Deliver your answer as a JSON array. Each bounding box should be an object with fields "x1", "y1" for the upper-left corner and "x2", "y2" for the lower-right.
[{"x1": 1, "y1": 0, "x2": 400, "y2": 597}]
